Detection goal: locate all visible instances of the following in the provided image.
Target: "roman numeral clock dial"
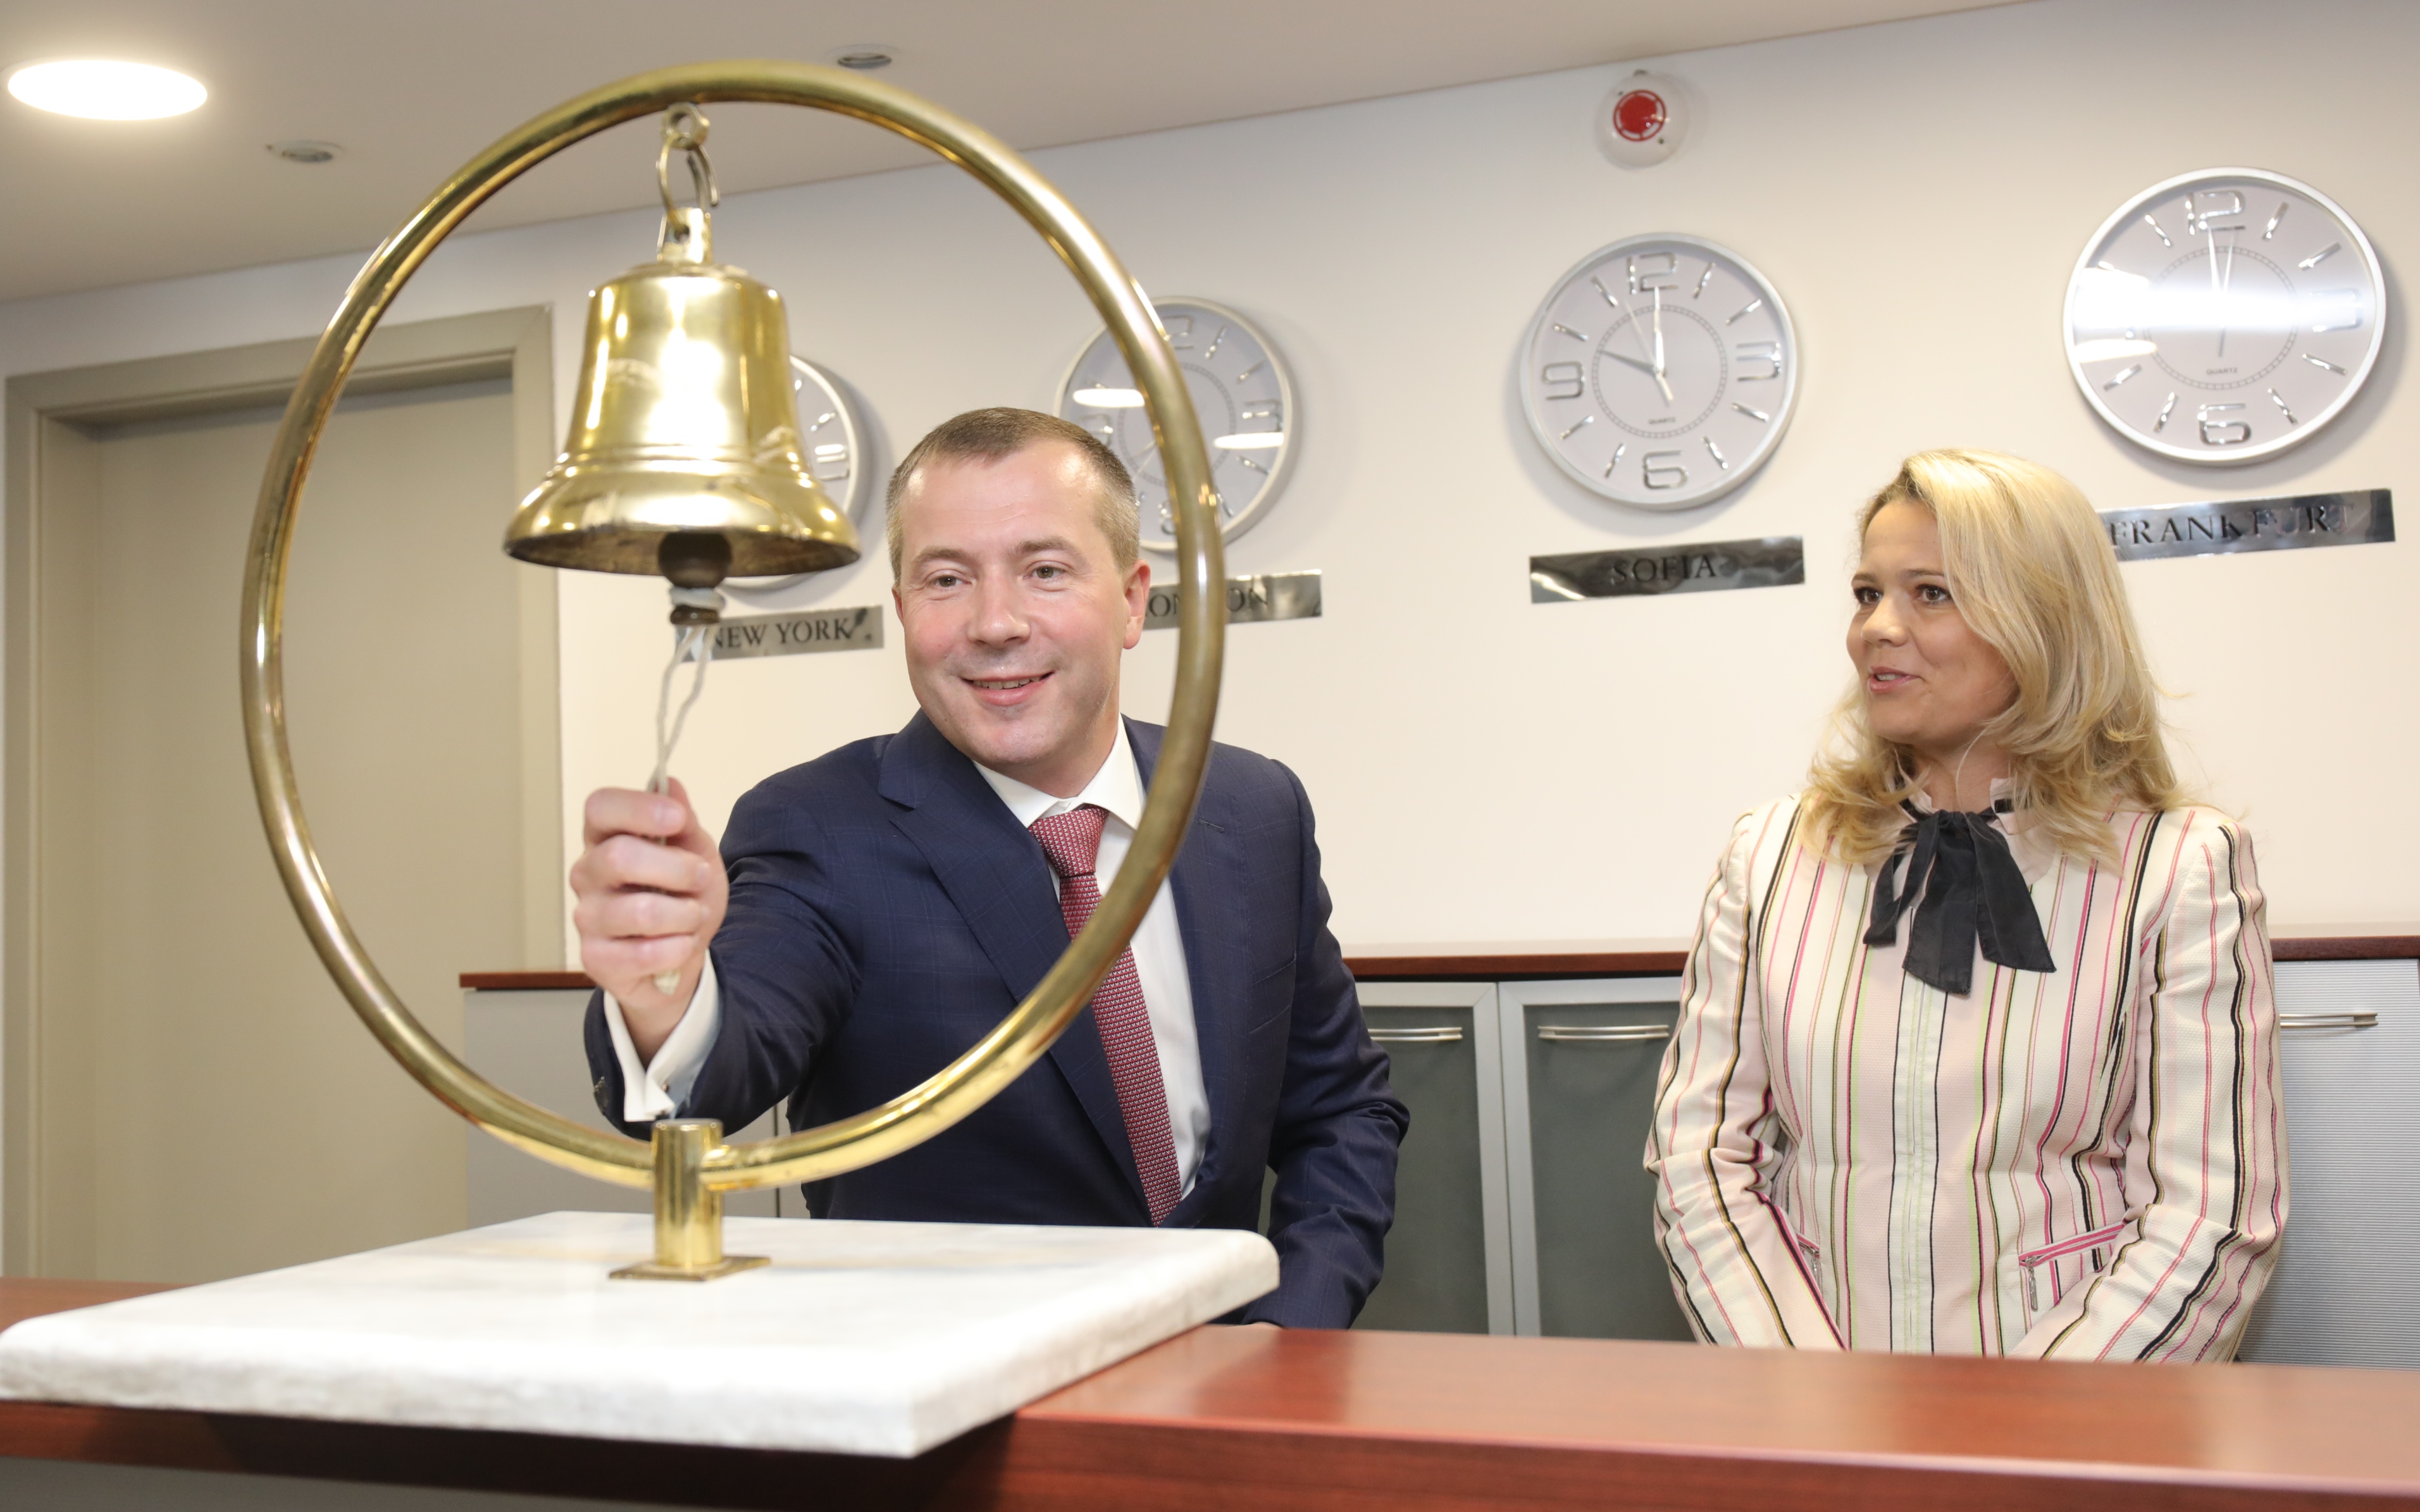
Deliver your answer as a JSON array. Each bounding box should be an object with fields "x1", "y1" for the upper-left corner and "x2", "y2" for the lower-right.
[
  {"x1": 2066, "y1": 168, "x2": 2385, "y2": 463},
  {"x1": 1520, "y1": 234, "x2": 1799, "y2": 510},
  {"x1": 1055, "y1": 297, "x2": 1296, "y2": 549}
]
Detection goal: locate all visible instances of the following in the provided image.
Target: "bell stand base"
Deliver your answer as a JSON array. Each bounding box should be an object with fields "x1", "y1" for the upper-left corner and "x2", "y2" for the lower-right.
[
  {"x1": 609, "y1": 1117, "x2": 767, "y2": 1282},
  {"x1": 0, "y1": 1211, "x2": 1282, "y2": 1458},
  {"x1": 609, "y1": 1254, "x2": 769, "y2": 1282}
]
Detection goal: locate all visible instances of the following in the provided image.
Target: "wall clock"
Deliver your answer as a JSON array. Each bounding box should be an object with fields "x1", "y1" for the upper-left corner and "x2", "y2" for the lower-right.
[
  {"x1": 1519, "y1": 234, "x2": 1797, "y2": 511},
  {"x1": 726, "y1": 355, "x2": 874, "y2": 595},
  {"x1": 2064, "y1": 168, "x2": 2385, "y2": 464},
  {"x1": 1056, "y1": 297, "x2": 1294, "y2": 550}
]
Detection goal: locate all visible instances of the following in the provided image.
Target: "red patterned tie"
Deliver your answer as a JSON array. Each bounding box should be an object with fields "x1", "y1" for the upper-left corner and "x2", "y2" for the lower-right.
[{"x1": 1029, "y1": 804, "x2": 1182, "y2": 1225}]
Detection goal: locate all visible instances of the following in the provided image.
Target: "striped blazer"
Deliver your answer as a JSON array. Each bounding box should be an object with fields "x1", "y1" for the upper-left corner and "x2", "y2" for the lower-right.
[{"x1": 1647, "y1": 793, "x2": 2286, "y2": 1361}]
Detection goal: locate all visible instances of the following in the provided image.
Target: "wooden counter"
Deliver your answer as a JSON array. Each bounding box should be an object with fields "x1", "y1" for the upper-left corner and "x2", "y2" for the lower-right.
[
  {"x1": 4, "y1": 1279, "x2": 2417, "y2": 1510},
  {"x1": 462, "y1": 932, "x2": 2420, "y2": 991}
]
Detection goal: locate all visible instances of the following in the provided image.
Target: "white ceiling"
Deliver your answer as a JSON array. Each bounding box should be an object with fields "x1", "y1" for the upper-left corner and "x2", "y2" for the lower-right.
[{"x1": 0, "y1": 0, "x2": 2011, "y2": 304}]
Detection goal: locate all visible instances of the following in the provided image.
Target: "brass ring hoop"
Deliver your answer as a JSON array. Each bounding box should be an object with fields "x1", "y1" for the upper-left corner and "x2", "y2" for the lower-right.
[{"x1": 240, "y1": 61, "x2": 1226, "y2": 1193}]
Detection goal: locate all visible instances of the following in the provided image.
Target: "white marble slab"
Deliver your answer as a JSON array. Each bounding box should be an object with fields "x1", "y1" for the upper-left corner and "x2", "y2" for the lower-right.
[{"x1": 0, "y1": 1211, "x2": 1277, "y2": 1458}]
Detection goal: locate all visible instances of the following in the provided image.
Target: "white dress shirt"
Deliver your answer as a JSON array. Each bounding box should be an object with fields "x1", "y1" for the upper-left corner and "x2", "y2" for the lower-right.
[{"x1": 605, "y1": 720, "x2": 1210, "y2": 1194}]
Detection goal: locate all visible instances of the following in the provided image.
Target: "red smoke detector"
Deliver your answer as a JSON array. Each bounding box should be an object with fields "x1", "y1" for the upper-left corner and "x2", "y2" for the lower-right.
[{"x1": 1596, "y1": 71, "x2": 1691, "y2": 167}]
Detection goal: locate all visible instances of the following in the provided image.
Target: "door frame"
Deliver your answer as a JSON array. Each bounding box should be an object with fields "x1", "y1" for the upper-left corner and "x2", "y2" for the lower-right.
[{"x1": 1, "y1": 307, "x2": 559, "y2": 1275}]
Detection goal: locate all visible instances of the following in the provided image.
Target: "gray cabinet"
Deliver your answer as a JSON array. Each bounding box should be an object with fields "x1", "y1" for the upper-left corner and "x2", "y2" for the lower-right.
[
  {"x1": 2240, "y1": 958, "x2": 2420, "y2": 1368},
  {"x1": 468, "y1": 962, "x2": 2414, "y2": 1363},
  {"x1": 1355, "y1": 984, "x2": 1513, "y2": 1334},
  {"x1": 1352, "y1": 976, "x2": 1689, "y2": 1340},
  {"x1": 1499, "y1": 979, "x2": 1693, "y2": 1341},
  {"x1": 1351, "y1": 962, "x2": 2417, "y2": 1362}
]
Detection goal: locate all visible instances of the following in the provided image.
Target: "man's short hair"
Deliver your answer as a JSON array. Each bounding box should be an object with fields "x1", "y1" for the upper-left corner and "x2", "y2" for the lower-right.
[{"x1": 885, "y1": 407, "x2": 1140, "y2": 579}]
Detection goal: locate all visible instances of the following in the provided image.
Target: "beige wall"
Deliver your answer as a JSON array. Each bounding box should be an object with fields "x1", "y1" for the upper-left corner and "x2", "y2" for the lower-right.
[
  {"x1": 0, "y1": 0, "x2": 2411, "y2": 999},
  {"x1": 551, "y1": 0, "x2": 2420, "y2": 947}
]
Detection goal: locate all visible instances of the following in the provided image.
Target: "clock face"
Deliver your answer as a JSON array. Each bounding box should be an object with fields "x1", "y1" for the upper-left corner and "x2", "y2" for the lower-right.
[
  {"x1": 725, "y1": 356, "x2": 873, "y2": 595},
  {"x1": 2065, "y1": 168, "x2": 2385, "y2": 464},
  {"x1": 791, "y1": 356, "x2": 871, "y2": 519},
  {"x1": 1055, "y1": 298, "x2": 1294, "y2": 550},
  {"x1": 1520, "y1": 234, "x2": 1798, "y2": 510}
]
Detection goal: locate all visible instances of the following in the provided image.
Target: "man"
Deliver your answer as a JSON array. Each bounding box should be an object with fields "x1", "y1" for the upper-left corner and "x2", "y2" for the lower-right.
[{"x1": 576, "y1": 408, "x2": 1404, "y2": 1327}]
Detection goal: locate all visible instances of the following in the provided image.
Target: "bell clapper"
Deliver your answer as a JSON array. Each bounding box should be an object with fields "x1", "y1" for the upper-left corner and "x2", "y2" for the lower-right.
[{"x1": 647, "y1": 531, "x2": 731, "y2": 996}]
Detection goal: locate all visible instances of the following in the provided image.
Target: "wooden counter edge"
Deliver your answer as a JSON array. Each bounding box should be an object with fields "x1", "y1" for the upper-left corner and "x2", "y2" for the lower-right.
[
  {"x1": 9, "y1": 1394, "x2": 2420, "y2": 1512},
  {"x1": 458, "y1": 970, "x2": 595, "y2": 990},
  {"x1": 8, "y1": 1284, "x2": 2420, "y2": 1511},
  {"x1": 461, "y1": 934, "x2": 2420, "y2": 991}
]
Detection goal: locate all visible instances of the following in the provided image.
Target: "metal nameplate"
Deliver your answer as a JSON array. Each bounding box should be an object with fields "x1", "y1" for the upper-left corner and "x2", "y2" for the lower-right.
[
  {"x1": 2102, "y1": 490, "x2": 2393, "y2": 562},
  {"x1": 1530, "y1": 537, "x2": 1804, "y2": 602},
  {"x1": 680, "y1": 605, "x2": 883, "y2": 661},
  {"x1": 1145, "y1": 569, "x2": 1322, "y2": 629}
]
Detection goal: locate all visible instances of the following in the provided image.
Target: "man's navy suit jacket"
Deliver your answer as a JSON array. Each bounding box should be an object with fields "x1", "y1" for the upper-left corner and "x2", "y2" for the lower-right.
[{"x1": 586, "y1": 712, "x2": 1406, "y2": 1328}]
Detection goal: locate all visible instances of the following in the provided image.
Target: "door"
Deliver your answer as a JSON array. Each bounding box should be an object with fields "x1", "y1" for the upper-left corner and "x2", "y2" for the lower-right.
[
  {"x1": 9, "y1": 316, "x2": 555, "y2": 1282},
  {"x1": 1499, "y1": 977, "x2": 1694, "y2": 1340}
]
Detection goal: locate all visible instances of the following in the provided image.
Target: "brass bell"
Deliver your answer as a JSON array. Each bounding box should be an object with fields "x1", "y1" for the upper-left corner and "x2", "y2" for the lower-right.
[{"x1": 504, "y1": 105, "x2": 859, "y2": 597}]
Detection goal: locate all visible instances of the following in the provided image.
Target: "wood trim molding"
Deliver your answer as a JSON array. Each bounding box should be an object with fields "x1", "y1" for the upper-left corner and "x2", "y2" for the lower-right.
[
  {"x1": 459, "y1": 971, "x2": 596, "y2": 992},
  {"x1": 461, "y1": 933, "x2": 2420, "y2": 992},
  {"x1": 2273, "y1": 934, "x2": 2420, "y2": 962},
  {"x1": 1341, "y1": 948, "x2": 1686, "y2": 979}
]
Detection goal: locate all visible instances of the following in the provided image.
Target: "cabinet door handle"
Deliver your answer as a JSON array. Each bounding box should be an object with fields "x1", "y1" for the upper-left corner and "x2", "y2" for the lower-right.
[
  {"x1": 1368, "y1": 1026, "x2": 1466, "y2": 1044},
  {"x1": 2279, "y1": 1011, "x2": 2380, "y2": 1030},
  {"x1": 1537, "y1": 1024, "x2": 1672, "y2": 1043}
]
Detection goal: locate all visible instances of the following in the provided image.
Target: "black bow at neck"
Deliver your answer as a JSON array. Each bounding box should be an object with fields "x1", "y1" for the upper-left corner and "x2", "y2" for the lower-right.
[{"x1": 1863, "y1": 800, "x2": 2057, "y2": 996}]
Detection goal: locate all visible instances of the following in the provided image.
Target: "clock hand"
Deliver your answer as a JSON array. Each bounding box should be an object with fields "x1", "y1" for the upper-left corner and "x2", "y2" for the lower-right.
[
  {"x1": 1615, "y1": 284, "x2": 1675, "y2": 404},
  {"x1": 1652, "y1": 287, "x2": 1667, "y2": 385},
  {"x1": 1641, "y1": 287, "x2": 1674, "y2": 404},
  {"x1": 1603, "y1": 282, "x2": 1668, "y2": 398},
  {"x1": 2217, "y1": 226, "x2": 2235, "y2": 357},
  {"x1": 1604, "y1": 350, "x2": 1659, "y2": 376}
]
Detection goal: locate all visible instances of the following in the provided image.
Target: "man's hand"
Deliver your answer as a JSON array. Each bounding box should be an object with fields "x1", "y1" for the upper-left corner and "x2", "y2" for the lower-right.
[{"x1": 570, "y1": 778, "x2": 726, "y2": 1062}]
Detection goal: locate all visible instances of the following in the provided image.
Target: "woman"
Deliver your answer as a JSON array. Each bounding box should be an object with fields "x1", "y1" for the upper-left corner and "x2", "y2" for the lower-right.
[{"x1": 1649, "y1": 450, "x2": 2285, "y2": 1361}]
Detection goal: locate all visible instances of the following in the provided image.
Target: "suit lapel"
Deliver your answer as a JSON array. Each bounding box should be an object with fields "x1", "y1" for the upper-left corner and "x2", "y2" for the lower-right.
[
  {"x1": 879, "y1": 713, "x2": 1146, "y2": 1213},
  {"x1": 1130, "y1": 720, "x2": 1248, "y2": 1204}
]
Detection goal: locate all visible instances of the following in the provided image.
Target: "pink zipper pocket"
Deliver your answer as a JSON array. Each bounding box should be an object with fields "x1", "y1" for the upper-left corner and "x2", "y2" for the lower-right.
[
  {"x1": 2017, "y1": 1221, "x2": 2126, "y2": 1311},
  {"x1": 1773, "y1": 1211, "x2": 1821, "y2": 1275}
]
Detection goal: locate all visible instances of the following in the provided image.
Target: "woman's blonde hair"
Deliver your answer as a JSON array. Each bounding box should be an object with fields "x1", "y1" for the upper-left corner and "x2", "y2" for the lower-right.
[{"x1": 1801, "y1": 450, "x2": 2185, "y2": 864}]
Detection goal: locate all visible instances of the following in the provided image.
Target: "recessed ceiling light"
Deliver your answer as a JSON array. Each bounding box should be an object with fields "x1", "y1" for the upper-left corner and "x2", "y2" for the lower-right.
[
  {"x1": 6, "y1": 59, "x2": 206, "y2": 120},
  {"x1": 268, "y1": 140, "x2": 342, "y2": 164},
  {"x1": 827, "y1": 44, "x2": 898, "y2": 71}
]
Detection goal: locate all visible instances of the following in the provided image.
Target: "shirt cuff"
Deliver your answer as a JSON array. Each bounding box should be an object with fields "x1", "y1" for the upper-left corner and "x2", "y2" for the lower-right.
[{"x1": 602, "y1": 955, "x2": 722, "y2": 1124}]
